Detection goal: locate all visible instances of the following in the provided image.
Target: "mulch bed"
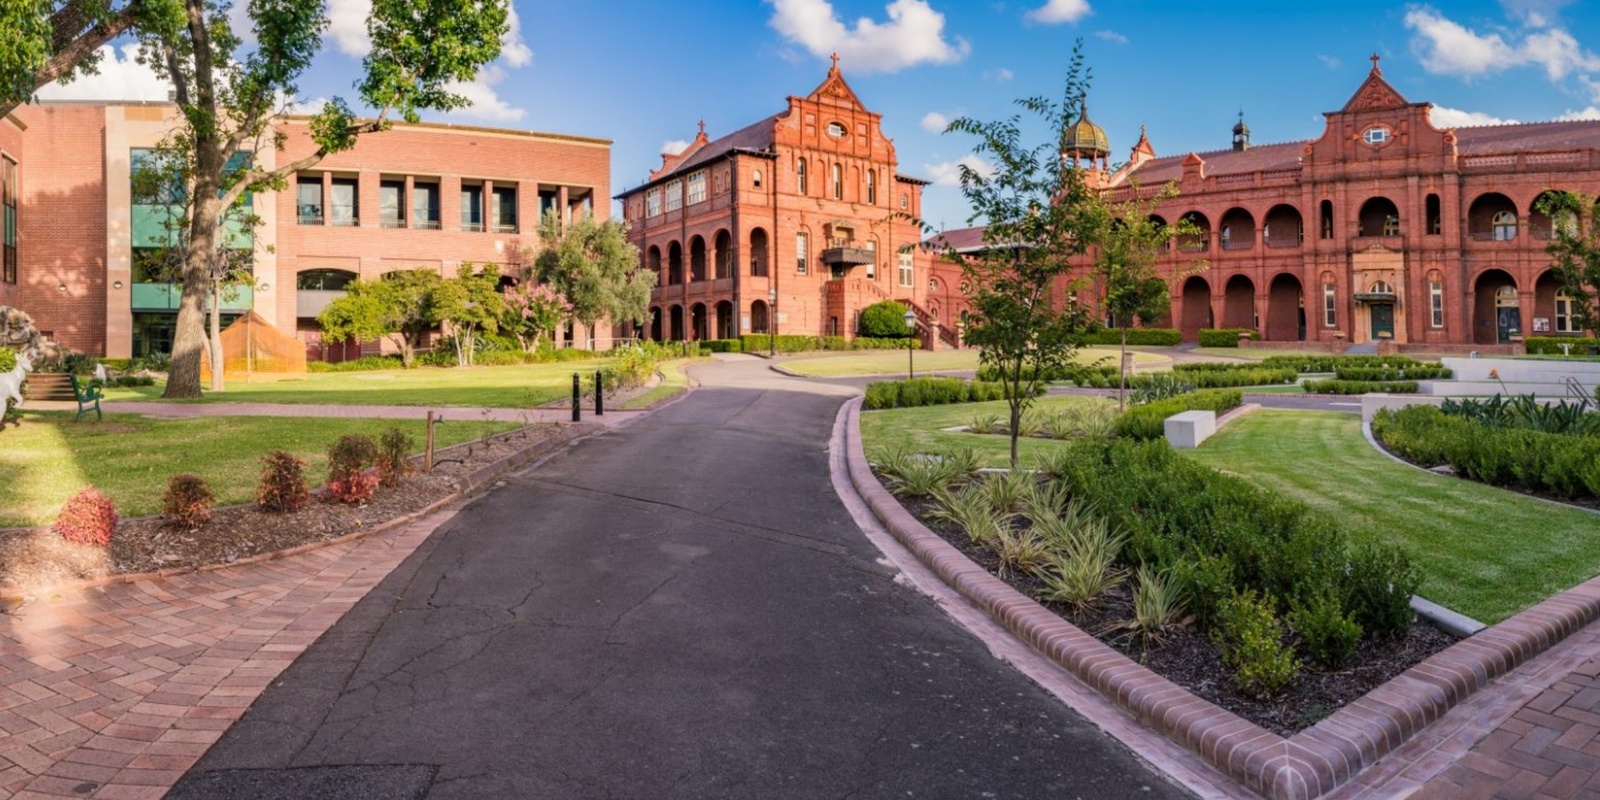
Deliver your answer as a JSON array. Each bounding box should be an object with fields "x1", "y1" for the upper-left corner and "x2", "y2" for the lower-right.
[
  {"x1": 898, "y1": 489, "x2": 1457, "y2": 737},
  {"x1": 0, "y1": 424, "x2": 563, "y2": 592}
]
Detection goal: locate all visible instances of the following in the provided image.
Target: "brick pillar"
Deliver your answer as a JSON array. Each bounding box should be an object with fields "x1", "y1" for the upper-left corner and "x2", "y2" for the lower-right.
[{"x1": 403, "y1": 175, "x2": 415, "y2": 228}]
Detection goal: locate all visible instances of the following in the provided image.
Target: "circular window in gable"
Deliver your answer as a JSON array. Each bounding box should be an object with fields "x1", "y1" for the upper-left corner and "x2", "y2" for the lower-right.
[
  {"x1": 826, "y1": 121, "x2": 847, "y2": 139},
  {"x1": 1361, "y1": 125, "x2": 1392, "y2": 147}
]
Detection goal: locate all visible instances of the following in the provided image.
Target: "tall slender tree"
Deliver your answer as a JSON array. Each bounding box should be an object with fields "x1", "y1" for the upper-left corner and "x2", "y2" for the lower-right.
[{"x1": 940, "y1": 42, "x2": 1106, "y2": 467}]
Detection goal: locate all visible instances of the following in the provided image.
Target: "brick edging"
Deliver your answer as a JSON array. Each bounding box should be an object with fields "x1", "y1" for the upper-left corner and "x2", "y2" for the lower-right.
[
  {"x1": 2, "y1": 423, "x2": 597, "y2": 597},
  {"x1": 843, "y1": 397, "x2": 1600, "y2": 799}
]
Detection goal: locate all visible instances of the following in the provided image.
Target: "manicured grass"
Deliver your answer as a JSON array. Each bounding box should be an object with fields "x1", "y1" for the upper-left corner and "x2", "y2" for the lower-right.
[
  {"x1": 784, "y1": 347, "x2": 1166, "y2": 377},
  {"x1": 0, "y1": 411, "x2": 519, "y2": 527},
  {"x1": 858, "y1": 396, "x2": 1118, "y2": 467},
  {"x1": 1186, "y1": 410, "x2": 1600, "y2": 624},
  {"x1": 1240, "y1": 384, "x2": 1309, "y2": 394},
  {"x1": 616, "y1": 359, "x2": 697, "y2": 410},
  {"x1": 1182, "y1": 347, "x2": 1310, "y2": 360},
  {"x1": 109, "y1": 359, "x2": 615, "y2": 408}
]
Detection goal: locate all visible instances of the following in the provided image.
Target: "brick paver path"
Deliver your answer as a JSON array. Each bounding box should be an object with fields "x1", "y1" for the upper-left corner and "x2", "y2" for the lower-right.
[{"x1": 0, "y1": 507, "x2": 455, "y2": 799}]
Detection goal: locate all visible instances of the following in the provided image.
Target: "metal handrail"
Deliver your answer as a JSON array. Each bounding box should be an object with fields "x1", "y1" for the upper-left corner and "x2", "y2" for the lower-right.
[{"x1": 1561, "y1": 375, "x2": 1595, "y2": 405}]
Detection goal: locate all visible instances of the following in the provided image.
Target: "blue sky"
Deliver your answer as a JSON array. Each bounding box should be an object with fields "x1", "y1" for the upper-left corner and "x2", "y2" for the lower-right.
[{"x1": 38, "y1": 0, "x2": 1600, "y2": 234}]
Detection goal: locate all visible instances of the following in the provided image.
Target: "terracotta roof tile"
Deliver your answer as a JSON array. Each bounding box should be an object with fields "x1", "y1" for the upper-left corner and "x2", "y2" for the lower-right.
[
  {"x1": 619, "y1": 115, "x2": 778, "y2": 196},
  {"x1": 1126, "y1": 142, "x2": 1304, "y2": 185},
  {"x1": 1453, "y1": 119, "x2": 1600, "y2": 153}
]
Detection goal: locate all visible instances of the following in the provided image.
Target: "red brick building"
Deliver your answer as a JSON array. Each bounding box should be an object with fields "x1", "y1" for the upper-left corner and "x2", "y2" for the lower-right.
[
  {"x1": 934, "y1": 57, "x2": 1600, "y2": 350},
  {"x1": 1, "y1": 102, "x2": 611, "y2": 359},
  {"x1": 617, "y1": 59, "x2": 949, "y2": 346}
]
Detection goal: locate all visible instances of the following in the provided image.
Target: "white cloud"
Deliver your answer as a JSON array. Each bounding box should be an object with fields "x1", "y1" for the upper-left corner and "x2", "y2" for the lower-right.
[
  {"x1": 921, "y1": 111, "x2": 949, "y2": 132},
  {"x1": 1500, "y1": 0, "x2": 1572, "y2": 25},
  {"x1": 440, "y1": 66, "x2": 523, "y2": 123},
  {"x1": 982, "y1": 67, "x2": 1014, "y2": 82},
  {"x1": 1316, "y1": 53, "x2": 1340, "y2": 69},
  {"x1": 1405, "y1": 5, "x2": 1600, "y2": 80},
  {"x1": 500, "y1": 5, "x2": 533, "y2": 68},
  {"x1": 286, "y1": 96, "x2": 331, "y2": 115},
  {"x1": 925, "y1": 154, "x2": 995, "y2": 187},
  {"x1": 1093, "y1": 30, "x2": 1127, "y2": 45},
  {"x1": 1026, "y1": 0, "x2": 1090, "y2": 24},
  {"x1": 766, "y1": 0, "x2": 970, "y2": 74},
  {"x1": 1429, "y1": 105, "x2": 1517, "y2": 127},
  {"x1": 326, "y1": 0, "x2": 372, "y2": 57},
  {"x1": 36, "y1": 43, "x2": 170, "y2": 102},
  {"x1": 1557, "y1": 106, "x2": 1600, "y2": 120},
  {"x1": 661, "y1": 139, "x2": 692, "y2": 156}
]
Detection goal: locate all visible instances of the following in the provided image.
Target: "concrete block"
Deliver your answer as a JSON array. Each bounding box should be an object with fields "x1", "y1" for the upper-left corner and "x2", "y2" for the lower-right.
[{"x1": 1163, "y1": 410, "x2": 1216, "y2": 449}]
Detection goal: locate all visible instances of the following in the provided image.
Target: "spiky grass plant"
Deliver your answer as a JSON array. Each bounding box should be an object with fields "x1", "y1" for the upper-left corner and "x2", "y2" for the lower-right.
[
  {"x1": 927, "y1": 487, "x2": 1012, "y2": 547},
  {"x1": 1020, "y1": 479, "x2": 1071, "y2": 524},
  {"x1": 976, "y1": 470, "x2": 1034, "y2": 515},
  {"x1": 992, "y1": 525, "x2": 1056, "y2": 578},
  {"x1": 967, "y1": 412, "x2": 1005, "y2": 435},
  {"x1": 1126, "y1": 565, "x2": 1187, "y2": 642},
  {"x1": 939, "y1": 445, "x2": 984, "y2": 480},
  {"x1": 869, "y1": 440, "x2": 918, "y2": 481},
  {"x1": 889, "y1": 457, "x2": 959, "y2": 499},
  {"x1": 1036, "y1": 511, "x2": 1128, "y2": 613}
]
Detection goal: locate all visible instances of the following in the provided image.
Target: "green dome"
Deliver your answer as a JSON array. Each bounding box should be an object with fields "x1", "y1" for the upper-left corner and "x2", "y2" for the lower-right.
[{"x1": 1062, "y1": 101, "x2": 1110, "y2": 156}]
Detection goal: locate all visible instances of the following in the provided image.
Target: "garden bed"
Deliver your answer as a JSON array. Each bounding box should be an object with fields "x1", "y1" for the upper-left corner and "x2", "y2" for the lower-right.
[
  {"x1": 896, "y1": 486, "x2": 1455, "y2": 737},
  {"x1": 0, "y1": 424, "x2": 569, "y2": 591}
]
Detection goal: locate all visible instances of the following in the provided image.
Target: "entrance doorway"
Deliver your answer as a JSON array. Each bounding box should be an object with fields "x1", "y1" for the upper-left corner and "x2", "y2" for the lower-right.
[
  {"x1": 1369, "y1": 304, "x2": 1395, "y2": 340},
  {"x1": 1495, "y1": 285, "x2": 1521, "y2": 343}
]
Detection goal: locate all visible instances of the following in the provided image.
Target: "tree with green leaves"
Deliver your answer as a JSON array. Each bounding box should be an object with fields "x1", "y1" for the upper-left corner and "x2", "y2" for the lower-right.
[
  {"x1": 1094, "y1": 183, "x2": 1205, "y2": 410},
  {"x1": 0, "y1": 1, "x2": 145, "y2": 120},
  {"x1": 317, "y1": 269, "x2": 449, "y2": 368},
  {"x1": 435, "y1": 263, "x2": 504, "y2": 366},
  {"x1": 859, "y1": 300, "x2": 912, "y2": 338},
  {"x1": 532, "y1": 210, "x2": 649, "y2": 346},
  {"x1": 4, "y1": 0, "x2": 510, "y2": 397},
  {"x1": 1536, "y1": 191, "x2": 1600, "y2": 347},
  {"x1": 940, "y1": 43, "x2": 1105, "y2": 467}
]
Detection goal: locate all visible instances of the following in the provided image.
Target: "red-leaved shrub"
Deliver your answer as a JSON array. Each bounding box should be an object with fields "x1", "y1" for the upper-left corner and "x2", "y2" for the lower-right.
[
  {"x1": 258, "y1": 450, "x2": 310, "y2": 513},
  {"x1": 53, "y1": 487, "x2": 119, "y2": 547},
  {"x1": 162, "y1": 473, "x2": 216, "y2": 528},
  {"x1": 327, "y1": 434, "x2": 379, "y2": 504}
]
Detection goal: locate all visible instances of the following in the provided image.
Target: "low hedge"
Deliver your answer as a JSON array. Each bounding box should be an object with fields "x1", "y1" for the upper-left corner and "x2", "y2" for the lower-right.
[
  {"x1": 1373, "y1": 405, "x2": 1600, "y2": 500},
  {"x1": 308, "y1": 355, "x2": 407, "y2": 372},
  {"x1": 702, "y1": 339, "x2": 743, "y2": 353},
  {"x1": 863, "y1": 377, "x2": 1034, "y2": 409},
  {"x1": 1052, "y1": 439, "x2": 1421, "y2": 640},
  {"x1": 1261, "y1": 354, "x2": 1422, "y2": 374},
  {"x1": 1334, "y1": 365, "x2": 1452, "y2": 381},
  {"x1": 1525, "y1": 336, "x2": 1600, "y2": 356},
  {"x1": 1079, "y1": 328, "x2": 1184, "y2": 346},
  {"x1": 1115, "y1": 389, "x2": 1243, "y2": 440},
  {"x1": 1303, "y1": 379, "x2": 1419, "y2": 395},
  {"x1": 1197, "y1": 328, "x2": 1259, "y2": 347},
  {"x1": 740, "y1": 334, "x2": 914, "y2": 353}
]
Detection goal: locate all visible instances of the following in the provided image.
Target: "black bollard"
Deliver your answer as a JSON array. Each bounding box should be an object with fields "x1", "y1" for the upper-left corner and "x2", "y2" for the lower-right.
[
  {"x1": 595, "y1": 370, "x2": 604, "y2": 416},
  {"x1": 571, "y1": 372, "x2": 581, "y2": 422}
]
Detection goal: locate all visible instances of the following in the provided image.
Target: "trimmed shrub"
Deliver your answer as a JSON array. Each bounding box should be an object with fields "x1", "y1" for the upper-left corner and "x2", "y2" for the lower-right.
[
  {"x1": 106, "y1": 375, "x2": 156, "y2": 387},
  {"x1": 377, "y1": 427, "x2": 414, "y2": 488},
  {"x1": 308, "y1": 355, "x2": 406, "y2": 373},
  {"x1": 1260, "y1": 354, "x2": 1421, "y2": 374},
  {"x1": 1303, "y1": 379, "x2": 1419, "y2": 395},
  {"x1": 327, "y1": 434, "x2": 380, "y2": 504},
  {"x1": 1525, "y1": 336, "x2": 1600, "y2": 356},
  {"x1": 258, "y1": 450, "x2": 310, "y2": 513},
  {"x1": 1079, "y1": 327, "x2": 1183, "y2": 346},
  {"x1": 1114, "y1": 389, "x2": 1243, "y2": 440},
  {"x1": 859, "y1": 300, "x2": 913, "y2": 338},
  {"x1": 701, "y1": 339, "x2": 743, "y2": 353},
  {"x1": 1197, "y1": 328, "x2": 1258, "y2": 347},
  {"x1": 1289, "y1": 591, "x2": 1362, "y2": 669},
  {"x1": 1373, "y1": 405, "x2": 1600, "y2": 499},
  {"x1": 1334, "y1": 365, "x2": 1452, "y2": 381},
  {"x1": 863, "y1": 377, "x2": 1037, "y2": 409},
  {"x1": 1345, "y1": 542, "x2": 1422, "y2": 638},
  {"x1": 1214, "y1": 590, "x2": 1300, "y2": 697},
  {"x1": 53, "y1": 486, "x2": 119, "y2": 547},
  {"x1": 161, "y1": 473, "x2": 216, "y2": 529}
]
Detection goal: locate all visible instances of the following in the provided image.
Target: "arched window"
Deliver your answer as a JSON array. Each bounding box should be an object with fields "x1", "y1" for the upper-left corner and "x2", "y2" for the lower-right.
[
  {"x1": 831, "y1": 163, "x2": 843, "y2": 200},
  {"x1": 797, "y1": 159, "x2": 807, "y2": 195},
  {"x1": 900, "y1": 193, "x2": 908, "y2": 210},
  {"x1": 864, "y1": 239, "x2": 877, "y2": 280},
  {"x1": 1370, "y1": 280, "x2": 1394, "y2": 295},
  {"x1": 866, "y1": 170, "x2": 877, "y2": 205},
  {"x1": 1492, "y1": 210, "x2": 1517, "y2": 241},
  {"x1": 795, "y1": 232, "x2": 808, "y2": 276},
  {"x1": 1495, "y1": 285, "x2": 1519, "y2": 308},
  {"x1": 753, "y1": 169, "x2": 763, "y2": 189},
  {"x1": 1429, "y1": 272, "x2": 1444, "y2": 328},
  {"x1": 1556, "y1": 292, "x2": 1582, "y2": 332},
  {"x1": 1322, "y1": 273, "x2": 1337, "y2": 328}
]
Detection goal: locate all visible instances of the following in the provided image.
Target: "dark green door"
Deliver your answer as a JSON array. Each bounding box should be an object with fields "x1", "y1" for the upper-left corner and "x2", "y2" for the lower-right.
[
  {"x1": 1496, "y1": 308, "x2": 1522, "y2": 343},
  {"x1": 1370, "y1": 303, "x2": 1395, "y2": 340}
]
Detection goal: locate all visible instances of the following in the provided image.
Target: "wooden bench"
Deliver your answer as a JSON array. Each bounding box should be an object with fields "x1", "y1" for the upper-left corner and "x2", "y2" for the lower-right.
[{"x1": 69, "y1": 373, "x2": 104, "y2": 422}]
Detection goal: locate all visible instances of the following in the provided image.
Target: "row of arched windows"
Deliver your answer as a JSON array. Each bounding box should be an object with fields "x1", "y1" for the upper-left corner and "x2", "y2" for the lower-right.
[
  {"x1": 646, "y1": 228, "x2": 771, "y2": 286},
  {"x1": 796, "y1": 157, "x2": 878, "y2": 204},
  {"x1": 1150, "y1": 189, "x2": 1581, "y2": 253}
]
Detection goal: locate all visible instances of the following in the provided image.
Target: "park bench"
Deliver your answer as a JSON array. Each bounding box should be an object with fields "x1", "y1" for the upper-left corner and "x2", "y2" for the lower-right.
[{"x1": 70, "y1": 373, "x2": 103, "y2": 422}]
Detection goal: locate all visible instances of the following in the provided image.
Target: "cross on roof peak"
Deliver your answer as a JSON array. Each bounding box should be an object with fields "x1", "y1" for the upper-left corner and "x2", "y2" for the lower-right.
[{"x1": 830, "y1": 52, "x2": 840, "y2": 70}]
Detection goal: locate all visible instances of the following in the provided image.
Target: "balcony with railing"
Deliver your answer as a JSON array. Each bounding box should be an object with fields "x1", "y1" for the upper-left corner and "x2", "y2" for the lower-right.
[{"x1": 821, "y1": 237, "x2": 874, "y2": 267}]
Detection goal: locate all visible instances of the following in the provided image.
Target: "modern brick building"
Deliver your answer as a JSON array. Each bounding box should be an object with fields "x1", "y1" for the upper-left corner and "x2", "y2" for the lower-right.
[
  {"x1": 1, "y1": 101, "x2": 611, "y2": 360},
  {"x1": 617, "y1": 58, "x2": 950, "y2": 346},
  {"x1": 934, "y1": 56, "x2": 1600, "y2": 351}
]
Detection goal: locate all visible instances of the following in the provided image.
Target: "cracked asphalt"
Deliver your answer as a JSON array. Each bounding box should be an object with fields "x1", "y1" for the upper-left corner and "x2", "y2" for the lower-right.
[{"x1": 169, "y1": 356, "x2": 1192, "y2": 799}]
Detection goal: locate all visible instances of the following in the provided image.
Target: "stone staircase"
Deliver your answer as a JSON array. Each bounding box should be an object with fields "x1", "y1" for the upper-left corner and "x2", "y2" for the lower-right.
[{"x1": 1422, "y1": 357, "x2": 1600, "y2": 400}]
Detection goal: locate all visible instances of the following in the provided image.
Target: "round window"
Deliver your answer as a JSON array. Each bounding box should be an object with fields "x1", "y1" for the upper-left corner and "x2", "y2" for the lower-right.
[
  {"x1": 826, "y1": 121, "x2": 846, "y2": 139},
  {"x1": 1361, "y1": 126, "x2": 1391, "y2": 147}
]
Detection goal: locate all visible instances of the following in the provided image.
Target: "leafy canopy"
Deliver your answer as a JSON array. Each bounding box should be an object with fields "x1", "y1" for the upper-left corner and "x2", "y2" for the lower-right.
[
  {"x1": 533, "y1": 211, "x2": 650, "y2": 330},
  {"x1": 1537, "y1": 191, "x2": 1600, "y2": 345}
]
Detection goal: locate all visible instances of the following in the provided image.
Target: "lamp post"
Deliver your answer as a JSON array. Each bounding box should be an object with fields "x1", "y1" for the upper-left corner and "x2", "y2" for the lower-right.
[
  {"x1": 903, "y1": 307, "x2": 917, "y2": 379},
  {"x1": 768, "y1": 287, "x2": 778, "y2": 357}
]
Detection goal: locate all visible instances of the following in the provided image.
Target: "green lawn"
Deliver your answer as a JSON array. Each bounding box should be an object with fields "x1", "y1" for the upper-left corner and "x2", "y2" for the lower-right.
[
  {"x1": 784, "y1": 347, "x2": 1167, "y2": 377},
  {"x1": 1186, "y1": 410, "x2": 1600, "y2": 624},
  {"x1": 108, "y1": 359, "x2": 615, "y2": 408},
  {"x1": 616, "y1": 359, "x2": 697, "y2": 410},
  {"x1": 858, "y1": 396, "x2": 1119, "y2": 467},
  {"x1": 0, "y1": 411, "x2": 519, "y2": 527}
]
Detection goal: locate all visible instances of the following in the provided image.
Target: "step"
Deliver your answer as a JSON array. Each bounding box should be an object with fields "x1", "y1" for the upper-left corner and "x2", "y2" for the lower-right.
[{"x1": 1442, "y1": 357, "x2": 1600, "y2": 384}]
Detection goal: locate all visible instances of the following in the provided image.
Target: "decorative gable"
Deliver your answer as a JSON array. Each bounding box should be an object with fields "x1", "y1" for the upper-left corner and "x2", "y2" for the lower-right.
[
  {"x1": 807, "y1": 53, "x2": 866, "y2": 110},
  {"x1": 1342, "y1": 55, "x2": 1409, "y2": 112}
]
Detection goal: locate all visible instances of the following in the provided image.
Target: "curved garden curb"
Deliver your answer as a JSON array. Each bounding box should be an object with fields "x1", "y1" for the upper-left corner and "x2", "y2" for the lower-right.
[
  {"x1": 844, "y1": 396, "x2": 1600, "y2": 799},
  {"x1": 2, "y1": 422, "x2": 600, "y2": 598}
]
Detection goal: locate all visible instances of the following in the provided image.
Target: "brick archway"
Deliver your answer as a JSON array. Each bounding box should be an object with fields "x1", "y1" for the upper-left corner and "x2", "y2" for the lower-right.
[
  {"x1": 1266, "y1": 273, "x2": 1305, "y2": 341},
  {"x1": 1180, "y1": 276, "x2": 1212, "y2": 341},
  {"x1": 1223, "y1": 274, "x2": 1256, "y2": 330}
]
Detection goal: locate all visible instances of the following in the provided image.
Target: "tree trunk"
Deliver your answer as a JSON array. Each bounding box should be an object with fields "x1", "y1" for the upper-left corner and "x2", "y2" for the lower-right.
[
  {"x1": 163, "y1": 197, "x2": 223, "y2": 399},
  {"x1": 208, "y1": 283, "x2": 224, "y2": 392}
]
